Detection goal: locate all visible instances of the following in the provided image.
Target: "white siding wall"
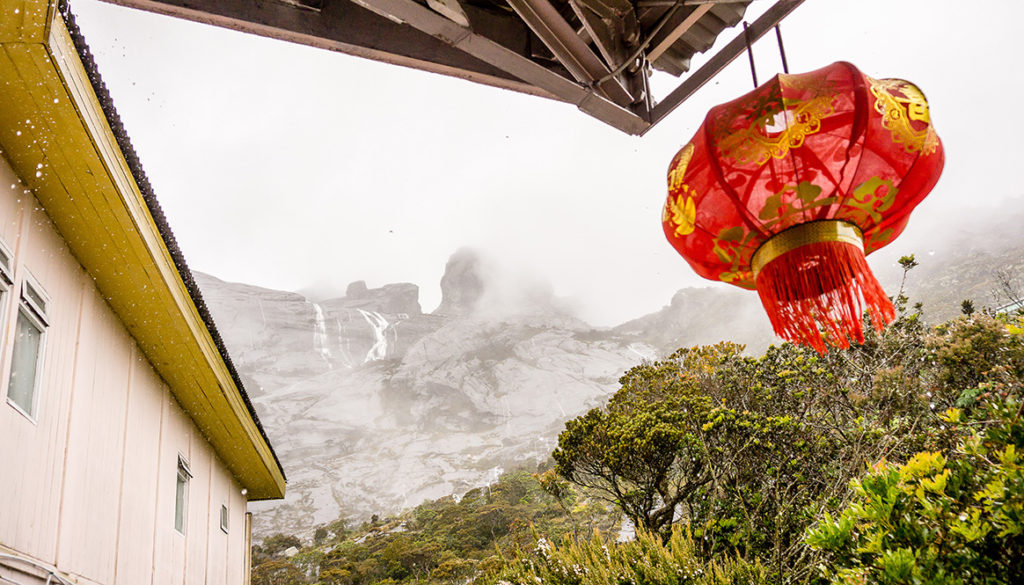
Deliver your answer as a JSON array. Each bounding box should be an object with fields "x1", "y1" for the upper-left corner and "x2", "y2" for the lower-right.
[{"x1": 0, "y1": 155, "x2": 251, "y2": 584}]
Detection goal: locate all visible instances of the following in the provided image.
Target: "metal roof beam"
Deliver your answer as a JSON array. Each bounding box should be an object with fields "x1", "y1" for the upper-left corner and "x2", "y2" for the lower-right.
[
  {"x1": 102, "y1": 0, "x2": 538, "y2": 95},
  {"x1": 104, "y1": 0, "x2": 649, "y2": 133},
  {"x1": 352, "y1": 0, "x2": 650, "y2": 133},
  {"x1": 425, "y1": 0, "x2": 469, "y2": 27},
  {"x1": 646, "y1": 0, "x2": 804, "y2": 133},
  {"x1": 568, "y1": 0, "x2": 646, "y2": 111},
  {"x1": 570, "y1": 0, "x2": 627, "y2": 66},
  {"x1": 102, "y1": 0, "x2": 806, "y2": 134},
  {"x1": 647, "y1": 3, "x2": 713, "y2": 63},
  {"x1": 505, "y1": 0, "x2": 635, "y2": 108}
]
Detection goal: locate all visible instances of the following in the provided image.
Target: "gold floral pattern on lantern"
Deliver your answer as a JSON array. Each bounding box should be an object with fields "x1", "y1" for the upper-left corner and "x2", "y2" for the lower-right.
[
  {"x1": 713, "y1": 226, "x2": 757, "y2": 289},
  {"x1": 835, "y1": 176, "x2": 897, "y2": 226},
  {"x1": 715, "y1": 78, "x2": 837, "y2": 166},
  {"x1": 757, "y1": 181, "x2": 837, "y2": 232},
  {"x1": 869, "y1": 77, "x2": 940, "y2": 155},
  {"x1": 664, "y1": 188, "x2": 698, "y2": 236},
  {"x1": 667, "y1": 143, "x2": 694, "y2": 193}
]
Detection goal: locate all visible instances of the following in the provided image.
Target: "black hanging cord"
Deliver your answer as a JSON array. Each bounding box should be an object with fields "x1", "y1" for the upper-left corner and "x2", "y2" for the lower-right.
[
  {"x1": 775, "y1": 24, "x2": 789, "y2": 74},
  {"x1": 743, "y1": 21, "x2": 758, "y2": 87}
]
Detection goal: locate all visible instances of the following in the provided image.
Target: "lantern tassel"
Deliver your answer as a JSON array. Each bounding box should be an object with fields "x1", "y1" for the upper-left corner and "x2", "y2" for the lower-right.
[{"x1": 755, "y1": 240, "x2": 895, "y2": 353}]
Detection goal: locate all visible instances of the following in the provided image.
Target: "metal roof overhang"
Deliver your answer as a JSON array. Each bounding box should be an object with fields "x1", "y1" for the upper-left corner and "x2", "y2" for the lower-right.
[{"x1": 100, "y1": 0, "x2": 805, "y2": 134}]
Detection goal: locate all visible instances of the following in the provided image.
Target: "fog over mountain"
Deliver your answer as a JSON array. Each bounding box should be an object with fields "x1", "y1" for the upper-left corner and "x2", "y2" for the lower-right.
[
  {"x1": 196, "y1": 208, "x2": 1024, "y2": 538},
  {"x1": 194, "y1": 249, "x2": 772, "y2": 538}
]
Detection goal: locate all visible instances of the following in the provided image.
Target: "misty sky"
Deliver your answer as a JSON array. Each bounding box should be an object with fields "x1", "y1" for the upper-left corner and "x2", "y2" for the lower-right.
[{"x1": 70, "y1": 0, "x2": 1024, "y2": 325}]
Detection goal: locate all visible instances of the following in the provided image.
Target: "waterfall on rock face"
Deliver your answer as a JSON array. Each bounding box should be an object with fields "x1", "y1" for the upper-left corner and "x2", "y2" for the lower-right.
[
  {"x1": 188, "y1": 255, "x2": 787, "y2": 536},
  {"x1": 312, "y1": 302, "x2": 333, "y2": 367},
  {"x1": 357, "y1": 309, "x2": 390, "y2": 362}
]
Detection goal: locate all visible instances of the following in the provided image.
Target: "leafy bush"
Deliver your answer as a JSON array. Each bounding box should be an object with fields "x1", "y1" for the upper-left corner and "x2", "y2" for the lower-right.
[
  {"x1": 253, "y1": 297, "x2": 1024, "y2": 585},
  {"x1": 257, "y1": 469, "x2": 618, "y2": 585},
  {"x1": 552, "y1": 302, "x2": 1024, "y2": 582},
  {"x1": 252, "y1": 559, "x2": 306, "y2": 585},
  {"x1": 491, "y1": 526, "x2": 767, "y2": 585},
  {"x1": 806, "y1": 395, "x2": 1024, "y2": 584}
]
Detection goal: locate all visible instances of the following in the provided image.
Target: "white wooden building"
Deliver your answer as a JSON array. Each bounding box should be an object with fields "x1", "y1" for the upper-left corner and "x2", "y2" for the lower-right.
[{"x1": 0, "y1": 2, "x2": 287, "y2": 584}]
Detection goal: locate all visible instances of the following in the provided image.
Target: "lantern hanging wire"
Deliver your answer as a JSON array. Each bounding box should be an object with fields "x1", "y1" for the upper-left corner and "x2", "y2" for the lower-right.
[
  {"x1": 743, "y1": 21, "x2": 758, "y2": 87},
  {"x1": 775, "y1": 24, "x2": 789, "y2": 74}
]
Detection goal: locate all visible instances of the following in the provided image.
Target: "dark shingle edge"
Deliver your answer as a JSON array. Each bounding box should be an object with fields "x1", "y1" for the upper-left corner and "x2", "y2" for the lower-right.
[{"x1": 58, "y1": 1, "x2": 286, "y2": 484}]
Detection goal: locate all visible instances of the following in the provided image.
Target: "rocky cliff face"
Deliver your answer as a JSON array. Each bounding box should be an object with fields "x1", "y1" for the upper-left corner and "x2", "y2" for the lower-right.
[
  {"x1": 433, "y1": 248, "x2": 484, "y2": 316},
  {"x1": 614, "y1": 287, "x2": 775, "y2": 355},
  {"x1": 195, "y1": 249, "x2": 777, "y2": 538},
  {"x1": 196, "y1": 216, "x2": 1024, "y2": 538}
]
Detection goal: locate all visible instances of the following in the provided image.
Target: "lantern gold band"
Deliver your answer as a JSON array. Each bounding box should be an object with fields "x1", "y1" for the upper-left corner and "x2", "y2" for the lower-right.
[{"x1": 751, "y1": 220, "x2": 865, "y2": 278}]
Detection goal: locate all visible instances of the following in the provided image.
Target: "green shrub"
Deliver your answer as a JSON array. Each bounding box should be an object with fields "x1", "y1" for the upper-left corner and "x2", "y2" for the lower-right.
[
  {"x1": 806, "y1": 395, "x2": 1024, "y2": 584},
  {"x1": 491, "y1": 526, "x2": 767, "y2": 585}
]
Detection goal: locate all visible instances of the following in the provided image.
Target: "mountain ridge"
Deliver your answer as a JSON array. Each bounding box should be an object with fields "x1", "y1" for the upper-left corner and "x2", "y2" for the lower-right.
[{"x1": 196, "y1": 213, "x2": 1024, "y2": 537}]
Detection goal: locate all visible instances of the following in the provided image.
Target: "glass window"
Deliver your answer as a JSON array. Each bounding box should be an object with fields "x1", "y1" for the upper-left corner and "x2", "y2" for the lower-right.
[
  {"x1": 0, "y1": 240, "x2": 12, "y2": 287},
  {"x1": 22, "y1": 280, "x2": 46, "y2": 317},
  {"x1": 0, "y1": 238, "x2": 13, "y2": 355},
  {"x1": 7, "y1": 277, "x2": 47, "y2": 418},
  {"x1": 175, "y1": 455, "x2": 192, "y2": 534},
  {"x1": 220, "y1": 504, "x2": 229, "y2": 534},
  {"x1": 7, "y1": 309, "x2": 43, "y2": 415}
]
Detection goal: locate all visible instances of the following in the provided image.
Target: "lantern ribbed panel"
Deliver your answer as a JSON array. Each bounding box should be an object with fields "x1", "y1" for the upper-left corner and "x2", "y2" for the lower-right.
[{"x1": 663, "y1": 62, "x2": 944, "y2": 351}]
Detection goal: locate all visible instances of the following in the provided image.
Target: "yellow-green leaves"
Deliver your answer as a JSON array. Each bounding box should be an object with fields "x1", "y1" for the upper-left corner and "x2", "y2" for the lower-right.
[{"x1": 806, "y1": 392, "x2": 1024, "y2": 584}]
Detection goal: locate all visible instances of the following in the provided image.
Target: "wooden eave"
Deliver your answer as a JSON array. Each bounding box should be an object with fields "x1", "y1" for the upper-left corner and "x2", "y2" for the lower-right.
[{"x1": 0, "y1": 0, "x2": 285, "y2": 500}]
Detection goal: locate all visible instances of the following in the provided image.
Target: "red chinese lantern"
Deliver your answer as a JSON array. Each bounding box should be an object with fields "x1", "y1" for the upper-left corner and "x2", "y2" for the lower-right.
[{"x1": 663, "y1": 61, "x2": 944, "y2": 352}]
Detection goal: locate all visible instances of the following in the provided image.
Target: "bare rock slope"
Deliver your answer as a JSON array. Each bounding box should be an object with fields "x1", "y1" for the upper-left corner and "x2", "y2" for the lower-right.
[
  {"x1": 195, "y1": 250, "x2": 772, "y2": 537},
  {"x1": 197, "y1": 213, "x2": 1024, "y2": 537}
]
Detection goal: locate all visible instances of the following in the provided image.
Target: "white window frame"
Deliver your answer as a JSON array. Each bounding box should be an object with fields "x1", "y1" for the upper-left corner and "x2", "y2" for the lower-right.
[
  {"x1": 0, "y1": 238, "x2": 12, "y2": 291},
  {"x1": 5, "y1": 271, "x2": 48, "y2": 421},
  {"x1": 0, "y1": 237, "x2": 12, "y2": 357},
  {"x1": 220, "y1": 504, "x2": 229, "y2": 534},
  {"x1": 175, "y1": 454, "x2": 193, "y2": 535},
  {"x1": 20, "y1": 276, "x2": 49, "y2": 326}
]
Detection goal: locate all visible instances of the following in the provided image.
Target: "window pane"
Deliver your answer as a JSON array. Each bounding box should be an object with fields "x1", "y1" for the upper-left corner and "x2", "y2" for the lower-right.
[
  {"x1": 175, "y1": 473, "x2": 188, "y2": 533},
  {"x1": 24, "y1": 282, "x2": 46, "y2": 317},
  {"x1": 8, "y1": 310, "x2": 42, "y2": 415},
  {"x1": 0, "y1": 245, "x2": 11, "y2": 283}
]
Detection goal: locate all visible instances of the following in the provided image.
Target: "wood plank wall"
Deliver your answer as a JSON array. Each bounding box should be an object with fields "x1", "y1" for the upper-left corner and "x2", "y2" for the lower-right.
[{"x1": 0, "y1": 151, "x2": 251, "y2": 585}]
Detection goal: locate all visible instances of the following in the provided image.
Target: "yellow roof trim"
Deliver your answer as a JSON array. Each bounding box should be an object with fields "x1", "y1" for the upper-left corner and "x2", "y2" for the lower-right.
[
  {"x1": 0, "y1": 0, "x2": 51, "y2": 43},
  {"x1": 0, "y1": 0, "x2": 285, "y2": 499}
]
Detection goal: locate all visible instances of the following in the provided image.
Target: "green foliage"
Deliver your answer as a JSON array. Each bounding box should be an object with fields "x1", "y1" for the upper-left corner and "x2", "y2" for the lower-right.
[
  {"x1": 552, "y1": 293, "x2": 1024, "y2": 582},
  {"x1": 489, "y1": 525, "x2": 767, "y2": 585},
  {"x1": 315, "y1": 527, "x2": 329, "y2": 545},
  {"x1": 898, "y1": 255, "x2": 919, "y2": 271},
  {"x1": 254, "y1": 284, "x2": 1024, "y2": 585},
  {"x1": 253, "y1": 469, "x2": 617, "y2": 585},
  {"x1": 961, "y1": 299, "x2": 975, "y2": 316},
  {"x1": 553, "y1": 331, "x2": 927, "y2": 580},
  {"x1": 807, "y1": 393, "x2": 1024, "y2": 584},
  {"x1": 253, "y1": 533, "x2": 306, "y2": 567},
  {"x1": 928, "y1": 314, "x2": 1024, "y2": 393},
  {"x1": 252, "y1": 559, "x2": 306, "y2": 585},
  {"x1": 1009, "y1": 315, "x2": 1024, "y2": 336},
  {"x1": 552, "y1": 344, "x2": 741, "y2": 537},
  {"x1": 264, "y1": 533, "x2": 304, "y2": 556}
]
